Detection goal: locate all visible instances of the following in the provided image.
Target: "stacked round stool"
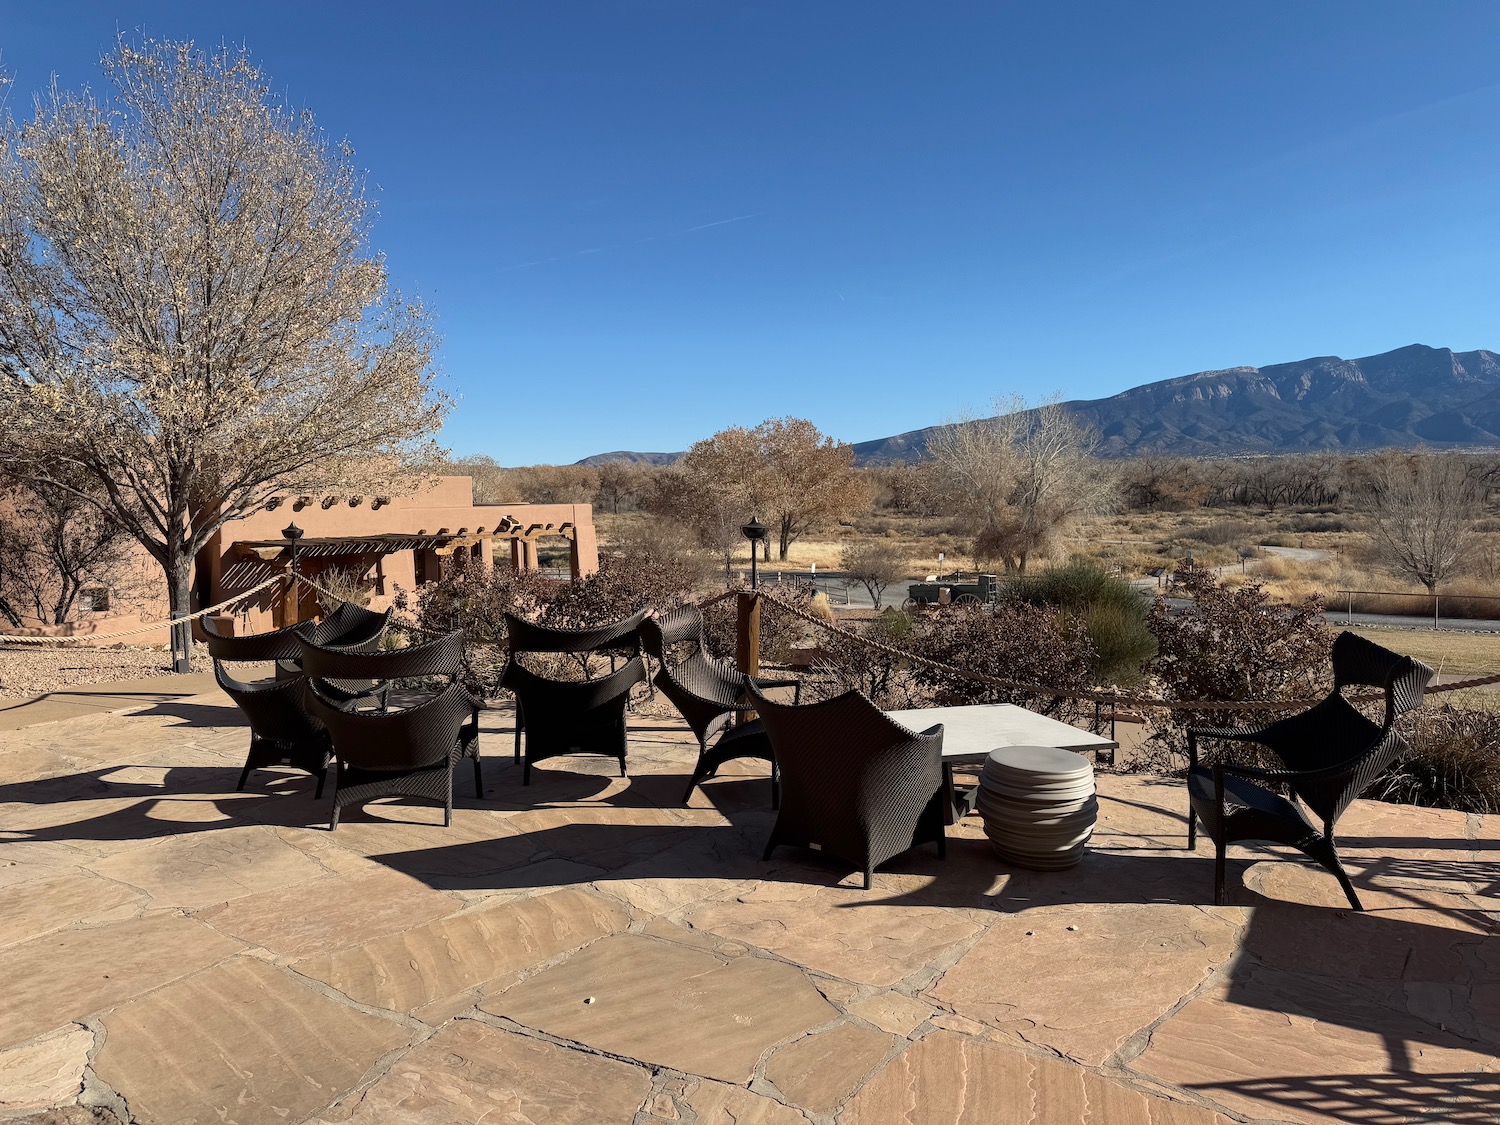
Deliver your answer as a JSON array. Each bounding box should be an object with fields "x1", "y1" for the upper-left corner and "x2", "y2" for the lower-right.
[{"x1": 976, "y1": 745, "x2": 1097, "y2": 869}]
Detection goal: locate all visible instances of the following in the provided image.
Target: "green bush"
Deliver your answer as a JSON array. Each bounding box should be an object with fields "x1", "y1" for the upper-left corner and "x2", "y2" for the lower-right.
[{"x1": 1002, "y1": 563, "x2": 1156, "y2": 686}]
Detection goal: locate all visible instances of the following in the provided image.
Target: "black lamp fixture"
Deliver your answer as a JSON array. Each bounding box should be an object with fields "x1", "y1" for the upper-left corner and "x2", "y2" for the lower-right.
[
  {"x1": 741, "y1": 516, "x2": 769, "y2": 589},
  {"x1": 283, "y1": 522, "x2": 305, "y2": 579}
]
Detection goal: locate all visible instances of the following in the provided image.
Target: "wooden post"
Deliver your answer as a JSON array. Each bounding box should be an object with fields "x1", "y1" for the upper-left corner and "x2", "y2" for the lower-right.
[{"x1": 736, "y1": 590, "x2": 761, "y2": 680}]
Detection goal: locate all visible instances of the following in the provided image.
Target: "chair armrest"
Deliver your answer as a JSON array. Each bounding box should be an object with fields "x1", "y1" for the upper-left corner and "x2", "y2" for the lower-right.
[
  {"x1": 1187, "y1": 723, "x2": 1272, "y2": 770},
  {"x1": 749, "y1": 676, "x2": 801, "y2": 704}
]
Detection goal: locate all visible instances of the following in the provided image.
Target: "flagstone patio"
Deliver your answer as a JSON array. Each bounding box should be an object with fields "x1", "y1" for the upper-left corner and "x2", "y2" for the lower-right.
[{"x1": 0, "y1": 687, "x2": 1495, "y2": 1124}]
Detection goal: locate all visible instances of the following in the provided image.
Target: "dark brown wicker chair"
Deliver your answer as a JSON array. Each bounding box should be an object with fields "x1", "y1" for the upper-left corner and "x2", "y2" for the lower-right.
[
  {"x1": 501, "y1": 656, "x2": 648, "y2": 784},
  {"x1": 306, "y1": 679, "x2": 481, "y2": 828},
  {"x1": 297, "y1": 603, "x2": 391, "y2": 651},
  {"x1": 299, "y1": 630, "x2": 482, "y2": 797},
  {"x1": 502, "y1": 609, "x2": 648, "y2": 767},
  {"x1": 749, "y1": 685, "x2": 946, "y2": 889},
  {"x1": 1187, "y1": 631, "x2": 1434, "y2": 910},
  {"x1": 212, "y1": 661, "x2": 334, "y2": 796},
  {"x1": 640, "y1": 606, "x2": 801, "y2": 807}
]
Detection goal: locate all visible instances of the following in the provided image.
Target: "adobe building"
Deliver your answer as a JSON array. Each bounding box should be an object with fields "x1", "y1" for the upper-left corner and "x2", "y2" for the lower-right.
[{"x1": 1, "y1": 477, "x2": 598, "y2": 642}]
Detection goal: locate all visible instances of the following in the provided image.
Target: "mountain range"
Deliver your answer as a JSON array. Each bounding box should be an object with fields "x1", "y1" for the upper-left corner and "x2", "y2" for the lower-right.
[{"x1": 578, "y1": 343, "x2": 1500, "y2": 466}]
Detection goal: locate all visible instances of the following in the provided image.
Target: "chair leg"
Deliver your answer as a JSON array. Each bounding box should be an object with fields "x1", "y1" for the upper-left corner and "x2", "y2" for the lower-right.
[
  {"x1": 762, "y1": 840, "x2": 779, "y2": 862},
  {"x1": 1213, "y1": 837, "x2": 1227, "y2": 906},
  {"x1": 523, "y1": 757, "x2": 531, "y2": 786},
  {"x1": 771, "y1": 761, "x2": 780, "y2": 810},
  {"x1": 237, "y1": 763, "x2": 252, "y2": 792},
  {"x1": 444, "y1": 775, "x2": 453, "y2": 828},
  {"x1": 1187, "y1": 807, "x2": 1197, "y2": 850},
  {"x1": 862, "y1": 869, "x2": 874, "y2": 890},
  {"x1": 314, "y1": 769, "x2": 327, "y2": 800},
  {"x1": 329, "y1": 801, "x2": 342, "y2": 832},
  {"x1": 618, "y1": 754, "x2": 627, "y2": 778},
  {"x1": 472, "y1": 753, "x2": 483, "y2": 798},
  {"x1": 513, "y1": 724, "x2": 522, "y2": 765}
]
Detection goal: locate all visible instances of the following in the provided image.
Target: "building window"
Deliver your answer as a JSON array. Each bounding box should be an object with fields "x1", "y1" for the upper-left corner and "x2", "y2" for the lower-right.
[{"x1": 79, "y1": 587, "x2": 110, "y2": 613}]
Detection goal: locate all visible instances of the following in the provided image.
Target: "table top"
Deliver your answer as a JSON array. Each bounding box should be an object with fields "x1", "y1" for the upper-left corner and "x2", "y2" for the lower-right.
[{"x1": 884, "y1": 702, "x2": 1117, "y2": 761}]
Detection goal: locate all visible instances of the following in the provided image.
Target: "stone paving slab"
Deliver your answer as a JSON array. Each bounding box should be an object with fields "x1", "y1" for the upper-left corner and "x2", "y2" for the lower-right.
[
  {"x1": 486, "y1": 931, "x2": 839, "y2": 1083},
  {"x1": 310, "y1": 1017, "x2": 653, "y2": 1123},
  {"x1": 0, "y1": 913, "x2": 242, "y2": 1045},
  {"x1": 0, "y1": 689, "x2": 1496, "y2": 1124},
  {"x1": 95, "y1": 955, "x2": 411, "y2": 1125}
]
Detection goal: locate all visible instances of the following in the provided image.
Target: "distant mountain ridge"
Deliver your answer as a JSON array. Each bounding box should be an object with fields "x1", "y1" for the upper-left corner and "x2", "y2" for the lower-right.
[{"x1": 577, "y1": 344, "x2": 1500, "y2": 466}]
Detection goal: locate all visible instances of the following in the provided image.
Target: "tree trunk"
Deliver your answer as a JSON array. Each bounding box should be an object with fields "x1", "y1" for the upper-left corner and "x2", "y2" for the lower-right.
[{"x1": 165, "y1": 551, "x2": 194, "y2": 673}]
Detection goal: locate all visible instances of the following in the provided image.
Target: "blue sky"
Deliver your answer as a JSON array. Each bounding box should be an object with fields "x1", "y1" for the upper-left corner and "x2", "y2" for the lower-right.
[{"x1": 6, "y1": 2, "x2": 1500, "y2": 463}]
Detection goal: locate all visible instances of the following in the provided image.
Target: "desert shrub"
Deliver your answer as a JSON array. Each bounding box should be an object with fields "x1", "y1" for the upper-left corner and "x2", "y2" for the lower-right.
[
  {"x1": 543, "y1": 553, "x2": 698, "y2": 628},
  {"x1": 909, "y1": 602, "x2": 1096, "y2": 721},
  {"x1": 1372, "y1": 698, "x2": 1500, "y2": 813},
  {"x1": 1002, "y1": 563, "x2": 1156, "y2": 686},
  {"x1": 311, "y1": 565, "x2": 374, "y2": 615},
  {"x1": 1185, "y1": 519, "x2": 1257, "y2": 546},
  {"x1": 805, "y1": 609, "x2": 923, "y2": 708},
  {"x1": 1260, "y1": 531, "x2": 1300, "y2": 547},
  {"x1": 702, "y1": 581, "x2": 817, "y2": 666},
  {"x1": 1140, "y1": 566, "x2": 1334, "y2": 772}
]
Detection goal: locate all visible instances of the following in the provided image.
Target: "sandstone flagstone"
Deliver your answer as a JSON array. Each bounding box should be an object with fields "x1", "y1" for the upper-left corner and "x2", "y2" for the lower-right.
[
  {"x1": 485, "y1": 933, "x2": 837, "y2": 1082},
  {"x1": 685, "y1": 881, "x2": 988, "y2": 988},
  {"x1": 1132, "y1": 964, "x2": 1500, "y2": 1125},
  {"x1": 0, "y1": 914, "x2": 241, "y2": 1047},
  {"x1": 94, "y1": 955, "x2": 410, "y2": 1125},
  {"x1": 0, "y1": 871, "x2": 142, "y2": 948},
  {"x1": 0, "y1": 1026, "x2": 92, "y2": 1112},
  {"x1": 294, "y1": 887, "x2": 628, "y2": 1012},
  {"x1": 309, "y1": 1018, "x2": 651, "y2": 1123},
  {"x1": 764, "y1": 1021, "x2": 895, "y2": 1113},
  {"x1": 927, "y1": 903, "x2": 1240, "y2": 1065},
  {"x1": 847, "y1": 992, "x2": 935, "y2": 1037},
  {"x1": 841, "y1": 1031, "x2": 1234, "y2": 1125},
  {"x1": 680, "y1": 1079, "x2": 809, "y2": 1124},
  {"x1": 196, "y1": 867, "x2": 458, "y2": 959},
  {"x1": 85, "y1": 825, "x2": 328, "y2": 910}
]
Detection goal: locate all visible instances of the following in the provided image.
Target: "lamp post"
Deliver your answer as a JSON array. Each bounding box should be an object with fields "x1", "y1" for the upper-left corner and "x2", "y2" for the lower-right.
[
  {"x1": 741, "y1": 516, "x2": 768, "y2": 589},
  {"x1": 283, "y1": 522, "x2": 304, "y2": 624}
]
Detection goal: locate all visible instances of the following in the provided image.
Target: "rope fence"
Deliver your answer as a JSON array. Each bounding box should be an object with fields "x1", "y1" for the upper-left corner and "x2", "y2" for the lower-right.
[
  {"x1": 3, "y1": 574, "x2": 1496, "y2": 713},
  {"x1": 747, "y1": 588, "x2": 1500, "y2": 713}
]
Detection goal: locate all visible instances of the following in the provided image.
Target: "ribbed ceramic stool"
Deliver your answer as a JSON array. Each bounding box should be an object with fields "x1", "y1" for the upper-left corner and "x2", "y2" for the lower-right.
[{"x1": 976, "y1": 745, "x2": 1097, "y2": 870}]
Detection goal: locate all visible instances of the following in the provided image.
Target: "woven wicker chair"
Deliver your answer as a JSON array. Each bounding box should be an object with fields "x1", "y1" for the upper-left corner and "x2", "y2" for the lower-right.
[
  {"x1": 299, "y1": 630, "x2": 482, "y2": 797},
  {"x1": 501, "y1": 656, "x2": 648, "y2": 784},
  {"x1": 212, "y1": 661, "x2": 334, "y2": 796},
  {"x1": 502, "y1": 609, "x2": 648, "y2": 768},
  {"x1": 306, "y1": 679, "x2": 481, "y2": 829},
  {"x1": 749, "y1": 685, "x2": 946, "y2": 889},
  {"x1": 1187, "y1": 631, "x2": 1433, "y2": 910},
  {"x1": 640, "y1": 606, "x2": 801, "y2": 807},
  {"x1": 297, "y1": 602, "x2": 391, "y2": 652}
]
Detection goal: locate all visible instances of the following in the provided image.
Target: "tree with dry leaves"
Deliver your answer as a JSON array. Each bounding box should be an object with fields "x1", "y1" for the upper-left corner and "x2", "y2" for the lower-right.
[
  {"x1": 927, "y1": 396, "x2": 1110, "y2": 572},
  {"x1": 755, "y1": 417, "x2": 869, "y2": 560},
  {"x1": 662, "y1": 426, "x2": 766, "y2": 575},
  {"x1": 0, "y1": 39, "x2": 447, "y2": 659}
]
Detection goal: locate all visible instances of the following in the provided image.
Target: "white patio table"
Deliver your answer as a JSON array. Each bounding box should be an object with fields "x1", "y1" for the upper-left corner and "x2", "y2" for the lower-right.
[{"x1": 883, "y1": 703, "x2": 1118, "y2": 825}]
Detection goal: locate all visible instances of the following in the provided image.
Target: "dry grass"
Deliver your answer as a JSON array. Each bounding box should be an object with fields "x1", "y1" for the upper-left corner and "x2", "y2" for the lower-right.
[{"x1": 1346, "y1": 627, "x2": 1500, "y2": 681}]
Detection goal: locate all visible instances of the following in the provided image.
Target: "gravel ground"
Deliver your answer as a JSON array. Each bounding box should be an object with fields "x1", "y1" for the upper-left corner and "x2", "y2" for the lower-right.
[{"x1": 0, "y1": 643, "x2": 209, "y2": 700}]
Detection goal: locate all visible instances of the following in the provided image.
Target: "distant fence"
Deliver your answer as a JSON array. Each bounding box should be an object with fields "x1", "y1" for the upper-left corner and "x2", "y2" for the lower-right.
[{"x1": 1337, "y1": 589, "x2": 1500, "y2": 630}]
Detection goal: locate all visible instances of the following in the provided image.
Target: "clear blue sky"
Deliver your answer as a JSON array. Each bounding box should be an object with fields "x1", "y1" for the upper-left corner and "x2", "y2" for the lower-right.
[{"x1": 6, "y1": 2, "x2": 1500, "y2": 463}]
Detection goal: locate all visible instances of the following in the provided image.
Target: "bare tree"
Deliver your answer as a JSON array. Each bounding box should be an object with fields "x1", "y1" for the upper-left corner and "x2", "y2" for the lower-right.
[
  {"x1": 928, "y1": 396, "x2": 1110, "y2": 572},
  {"x1": 0, "y1": 473, "x2": 141, "y2": 625},
  {"x1": 0, "y1": 40, "x2": 446, "y2": 658},
  {"x1": 1362, "y1": 450, "x2": 1481, "y2": 592},
  {"x1": 841, "y1": 539, "x2": 907, "y2": 609}
]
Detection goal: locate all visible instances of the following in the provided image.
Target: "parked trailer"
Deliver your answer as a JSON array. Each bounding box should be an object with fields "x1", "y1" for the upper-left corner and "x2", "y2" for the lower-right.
[{"x1": 903, "y1": 574, "x2": 1001, "y2": 609}]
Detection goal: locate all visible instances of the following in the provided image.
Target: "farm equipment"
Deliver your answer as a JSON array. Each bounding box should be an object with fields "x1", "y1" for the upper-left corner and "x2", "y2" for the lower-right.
[{"x1": 903, "y1": 574, "x2": 1001, "y2": 609}]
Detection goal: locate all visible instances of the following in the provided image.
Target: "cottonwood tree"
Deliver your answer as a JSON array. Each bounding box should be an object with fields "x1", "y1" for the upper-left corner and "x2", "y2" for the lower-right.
[
  {"x1": 755, "y1": 418, "x2": 868, "y2": 560},
  {"x1": 928, "y1": 396, "x2": 1109, "y2": 572},
  {"x1": 654, "y1": 427, "x2": 760, "y2": 575},
  {"x1": 0, "y1": 40, "x2": 446, "y2": 660},
  {"x1": 1362, "y1": 450, "x2": 1480, "y2": 592}
]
